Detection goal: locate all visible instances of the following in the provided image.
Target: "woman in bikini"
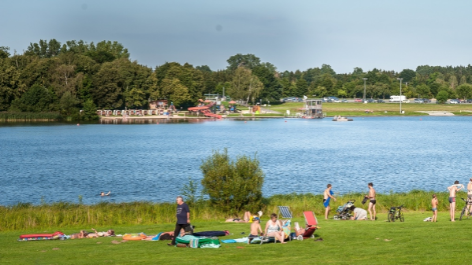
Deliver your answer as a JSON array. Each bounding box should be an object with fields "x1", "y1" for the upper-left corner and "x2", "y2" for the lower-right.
[{"x1": 264, "y1": 213, "x2": 286, "y2": 244}]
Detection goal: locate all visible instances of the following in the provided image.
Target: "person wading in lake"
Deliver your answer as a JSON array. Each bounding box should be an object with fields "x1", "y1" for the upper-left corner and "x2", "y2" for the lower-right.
[
  {"x1": 323, "y1": 184, "x2": 336, "y2": 220},
  {"x1": 365, "y1": 183, "x2": 376, "y2": 221},
  {"x1": 168, "y1": 196, "x2": 190, "y2": 246}
]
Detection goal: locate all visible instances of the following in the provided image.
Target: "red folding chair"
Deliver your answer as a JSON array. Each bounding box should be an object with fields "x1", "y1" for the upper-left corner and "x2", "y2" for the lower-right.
[{"x1": 300, "y1": 211, "x2": 318, "y2": 239}]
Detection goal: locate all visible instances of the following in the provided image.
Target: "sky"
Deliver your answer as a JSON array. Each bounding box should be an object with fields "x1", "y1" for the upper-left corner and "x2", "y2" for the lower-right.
[{"x1": 2, "y1": 0, "x2": 472, "y2": 74}]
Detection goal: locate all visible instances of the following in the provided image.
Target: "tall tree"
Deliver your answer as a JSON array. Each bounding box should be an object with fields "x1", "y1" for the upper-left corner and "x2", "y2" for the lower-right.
[
  {"x1": 229, "y1": 67, "x2": 263, "y2": 103},
  {"x1": 226, "y1": 54, "x2": 261, "y2": 71}
]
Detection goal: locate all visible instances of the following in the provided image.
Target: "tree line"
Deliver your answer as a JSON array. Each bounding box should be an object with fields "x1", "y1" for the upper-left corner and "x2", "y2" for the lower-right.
[{"x1": 2, "y1": 39, "x2": 472, "y2": 117}]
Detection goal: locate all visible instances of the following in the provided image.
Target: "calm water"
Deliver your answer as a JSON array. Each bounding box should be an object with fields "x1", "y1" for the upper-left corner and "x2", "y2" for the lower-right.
[{"x1": 0, "y1": 117, "x2": 470, "y2": 205}]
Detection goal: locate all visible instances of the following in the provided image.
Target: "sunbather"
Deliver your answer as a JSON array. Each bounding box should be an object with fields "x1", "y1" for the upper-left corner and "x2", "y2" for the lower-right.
[
  {"x1": 225, "y1": 211, "x2": 262, "y2": 222},
  {"x1": 70, "y1": 230, "x2": 88, "y2": 239},
  {"x1": 86, "y1": 228, "x2": 115, "y2": 238},
  {"x1": 264, "y1": 213, "x2": 286, "y2": 244}
]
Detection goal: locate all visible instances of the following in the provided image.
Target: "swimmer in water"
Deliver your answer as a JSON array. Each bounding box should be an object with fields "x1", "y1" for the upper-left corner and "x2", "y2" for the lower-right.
[{"x1": 100, "y1": 191, "x2": 111, "y2": 197}]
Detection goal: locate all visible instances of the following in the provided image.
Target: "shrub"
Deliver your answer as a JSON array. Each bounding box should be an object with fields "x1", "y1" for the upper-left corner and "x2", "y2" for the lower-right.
[{"x1": 200, "y1": 149, "x2": 264, "y2": 214}]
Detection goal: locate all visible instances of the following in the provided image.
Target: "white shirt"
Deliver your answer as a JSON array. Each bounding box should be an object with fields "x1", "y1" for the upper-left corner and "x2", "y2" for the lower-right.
[{"x1": 353, "y1": 208, "x2": 367, "y2": 220}]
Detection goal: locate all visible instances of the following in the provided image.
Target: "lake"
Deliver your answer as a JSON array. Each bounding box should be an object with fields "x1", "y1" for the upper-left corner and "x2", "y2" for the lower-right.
[{"x1": 0, "y1": 116, "x2": 470, "y2": 205}]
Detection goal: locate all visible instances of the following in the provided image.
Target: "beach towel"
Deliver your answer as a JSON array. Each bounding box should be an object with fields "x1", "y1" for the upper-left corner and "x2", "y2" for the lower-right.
[
  {"x1": 175, "y1": 235, "x2": 221, "y2": 248},
  {"x1": 192, "y1": 231, "x2": 229, "y2": 237},
  {"x1": 221, "y1": 238, "x2": 248, "y2": 243}
]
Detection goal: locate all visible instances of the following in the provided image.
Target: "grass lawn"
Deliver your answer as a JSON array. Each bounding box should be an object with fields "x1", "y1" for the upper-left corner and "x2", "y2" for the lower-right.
[
  {"x1": 269, "y1": 102, "x2": 472, "y2": 116},
  {"x1": 1, "y1": 211, "x2": 470, "y2": 264}
]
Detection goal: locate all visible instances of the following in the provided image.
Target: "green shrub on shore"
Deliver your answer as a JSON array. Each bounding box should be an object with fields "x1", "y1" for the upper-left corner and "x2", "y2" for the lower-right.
[
  {"x1": 0, "y1": 111, "x2": 63, "y2": 121},
  {"x1": 0, "y1": 190, "x2": 464, "y2": 231}
]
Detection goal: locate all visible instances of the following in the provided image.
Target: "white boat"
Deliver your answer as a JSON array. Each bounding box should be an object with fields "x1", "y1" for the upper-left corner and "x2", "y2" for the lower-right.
[{"x1": 332, "y1": 116, "x2": 353, "y2": 122}]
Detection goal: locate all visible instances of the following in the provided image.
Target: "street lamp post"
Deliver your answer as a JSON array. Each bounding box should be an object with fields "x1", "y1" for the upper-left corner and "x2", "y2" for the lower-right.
[
  {"x1": 397, "y1": 78, "x2": 403, "y2": 114},
  {"x1": 363, "y1": 78, "x2": 368, "y2": 103}
]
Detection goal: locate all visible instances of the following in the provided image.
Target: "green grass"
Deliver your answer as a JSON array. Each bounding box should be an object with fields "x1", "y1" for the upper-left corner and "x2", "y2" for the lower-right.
[
  {"x1": 1, "y1": 191, "x2": 460, "y2": 231},
  {"x1": 1, "y1": 211, "x2": 470, "y2": 264},
  {"x1": 269, "y1": 102, "x2": 472, "y2": 116}
]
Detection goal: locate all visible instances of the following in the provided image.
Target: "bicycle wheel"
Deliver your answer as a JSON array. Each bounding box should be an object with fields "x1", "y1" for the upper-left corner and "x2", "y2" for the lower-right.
[
  {"x1": 460, "y1": 207, "x2": 466, "y2": 221},
  {"x1": 399, "y1": 212, "x2": 404, "y2": 222},
  {"x1": 388, "y1": 212, "x2": 395, "y2": 222}
]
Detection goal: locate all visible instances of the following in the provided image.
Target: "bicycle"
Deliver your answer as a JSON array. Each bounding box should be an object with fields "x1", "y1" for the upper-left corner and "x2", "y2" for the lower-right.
[
  {"x1": 388, "y1": 205, "x2": 404, "y2": 222},
  {"x1": 459, "y1": 198, "x2": 472, "y2": 220}
]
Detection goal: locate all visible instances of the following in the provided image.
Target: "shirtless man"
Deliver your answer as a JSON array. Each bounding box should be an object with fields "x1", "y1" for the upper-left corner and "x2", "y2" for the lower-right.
[
  {"x1": 467, "y1": 178, "x2": 472, "y2": 214},
  {"x1": 365, "y1": 183, "x2": 376, "y2": 221},
  {"x1": 431, "y1": 194, "x2": 438, "y2": 222},
  {"x1": 447, "y1": 180, "x2": 464, "y2": 222},
  {"x1": 100, "y1": 191, "x2": 111, "y2": 197},
  {"x1": 323, "y1": 184, "x2": 336, "y2": 220}
]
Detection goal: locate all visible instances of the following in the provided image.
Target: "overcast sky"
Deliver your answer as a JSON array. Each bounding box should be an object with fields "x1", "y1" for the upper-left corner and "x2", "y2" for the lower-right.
[{"x1": 2, "y1": 0, "x2": 472, "y2": 73}]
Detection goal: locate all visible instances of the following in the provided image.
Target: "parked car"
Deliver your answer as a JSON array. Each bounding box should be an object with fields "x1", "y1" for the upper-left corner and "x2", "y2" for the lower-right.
[
  {"x1": 376, "y1": 99, "x2": 385, "y2": 103},
  {"x1": 414, "y1": 98, "x2": 424, "y2": 104},
  {"x1": 354, "y1": 98, "x2": 363, "y2": 103},
  {"x1": 327, "y1": 96, "x2": 341, "y2": 103},
  {"x1": 366, "y1": 99, "x2": 376, "y2": 103},
  {"x1": 449, "y1": 99, "x2": 460, "y2": 104},
  {"x1": 422, "y1": 98, "x2": 431, "y2": 103},
  {"x1": 341, "y1": 99, "x2": 348, "y2": 103},
  {"x1": 467, "y1": 99, "x2": 472, "y2": 103}
]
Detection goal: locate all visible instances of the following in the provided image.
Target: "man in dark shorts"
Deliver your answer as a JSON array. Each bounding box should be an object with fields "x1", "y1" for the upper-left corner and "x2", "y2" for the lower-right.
[
  {"x1": 366, "y1": 183, "x2": 376, "y2": 221},
  {"x1": 168, "y1": 196, "x2": 190, "y2": 246}
]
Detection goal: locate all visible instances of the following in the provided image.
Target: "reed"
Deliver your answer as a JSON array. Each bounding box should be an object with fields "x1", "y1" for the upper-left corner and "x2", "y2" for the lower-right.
[
  {"x1": 0, "y1": 112, "x2": 63, "y2": 121},
  {"x1": 0, "y1": 190, "x2": 464, "y2": 231}
]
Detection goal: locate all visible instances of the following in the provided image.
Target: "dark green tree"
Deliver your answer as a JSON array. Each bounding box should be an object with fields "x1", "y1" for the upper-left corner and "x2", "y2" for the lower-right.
[
  {"x1": 399, "y1": 69, "x2": 416, "y2": 83},
  {"x1": 226, "y1": 54, "x2": 261, "y2": 71},
  {"x1": 436, "y1": 90, "x2": 449, "y2": 104},
  {"x1": 10, "y1": 84, "x2": 52, "y2": 112}
]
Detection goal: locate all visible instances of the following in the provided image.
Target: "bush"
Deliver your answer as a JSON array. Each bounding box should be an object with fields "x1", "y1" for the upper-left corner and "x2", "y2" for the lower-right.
[
  {"x1": 436, "y1": 90, "x2": 449, "y2": 104},
  {"x1": 200, "y1": 149, "x2": 264, "y2": 214}
]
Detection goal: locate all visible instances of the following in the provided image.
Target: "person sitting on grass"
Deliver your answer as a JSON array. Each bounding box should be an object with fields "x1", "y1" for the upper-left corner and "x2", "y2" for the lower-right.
[
  {"x1": 264, "y1": 213, "x2": 286, "y2": 244},
  {"x1": 349, "y1": 206, "x2": 367, "y2": 220},
  {"x1": 86, "y1": 228, "x2": 115, "y2": 238},
  {"x1": 247, "y1": 217, "x2": 263, "y2": 243}
]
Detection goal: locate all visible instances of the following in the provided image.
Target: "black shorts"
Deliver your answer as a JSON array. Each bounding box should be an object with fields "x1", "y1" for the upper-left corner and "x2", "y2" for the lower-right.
[{"x1": 370, "y1": 199, "x2": 376, "y2": 205}]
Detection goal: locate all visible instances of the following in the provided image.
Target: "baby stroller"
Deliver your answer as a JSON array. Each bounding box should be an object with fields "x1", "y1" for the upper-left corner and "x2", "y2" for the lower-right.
[{"x1": 333, "y1": 200, "x2": 355, "y2": 220}]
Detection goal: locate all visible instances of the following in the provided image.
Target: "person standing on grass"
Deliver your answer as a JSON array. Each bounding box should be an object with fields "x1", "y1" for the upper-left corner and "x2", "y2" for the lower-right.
[
  {"x1": 323, "y1": 184, "x2": 336, "y2": 220},
  {"x1": 168, "y1": 196, "x2": 190, "y2": 246},
  {"x1": 365, "y1": 183, "x2": 376, "y2": 221},
  {"x1": 447, "y1": 181, "x2": 463, "y2": 222},
  {"x1": 467, "y1": 178, "x2": 472, "y2": 214},
  {"x1": 431, "y1": 194, "x2": 438, "y2": 222}
]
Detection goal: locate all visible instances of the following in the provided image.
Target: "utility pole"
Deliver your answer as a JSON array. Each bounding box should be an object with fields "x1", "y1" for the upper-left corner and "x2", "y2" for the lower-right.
[
  {"x1": 363, "y1": 78, "x2": 368, "y2": 103},
  {"x1": 397, "y1": 78, "x2": 403, "y2": 114}
]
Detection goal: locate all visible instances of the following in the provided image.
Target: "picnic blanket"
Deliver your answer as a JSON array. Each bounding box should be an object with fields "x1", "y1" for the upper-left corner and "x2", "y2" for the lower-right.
[{"x1": 175, "y1": 235, "x2": 221, "y2": 248}]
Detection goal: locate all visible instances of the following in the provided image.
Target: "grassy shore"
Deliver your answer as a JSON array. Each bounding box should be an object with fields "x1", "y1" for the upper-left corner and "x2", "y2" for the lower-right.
[
  {"x1": 269, "y1": 102, "x2": 472, "y2": 116},
  {"x1": 1, "y1": 211, "x2": 470, "y2": 264},
  {"x1": 1, "y1": 191, "x2": 464, "y2": 231},
  {"x1": 0, "y1": 112, "x2": 63, "y2": 121}
]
